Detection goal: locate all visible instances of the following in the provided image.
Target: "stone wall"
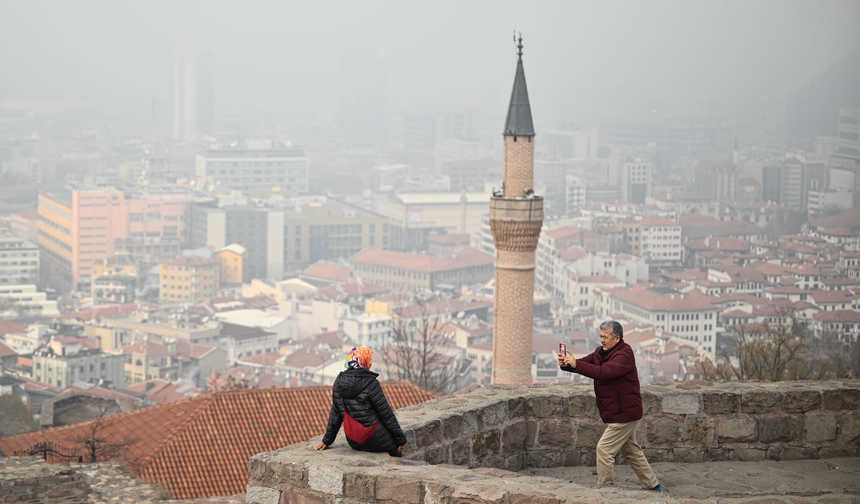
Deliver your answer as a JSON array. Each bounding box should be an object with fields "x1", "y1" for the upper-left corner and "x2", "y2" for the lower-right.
[{"x1": 246, "y1": 380, "x2": 860, "y2": 503}]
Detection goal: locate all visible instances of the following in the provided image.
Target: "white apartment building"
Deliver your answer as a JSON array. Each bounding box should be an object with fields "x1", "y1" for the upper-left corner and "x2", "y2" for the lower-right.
[
  {"x1": 611, "y1": 156, "x2": 653, "y2": 204},
  {"x1": 196, "y1": 140, "x2": 309, "y2": 193},
  {"x1": 594, "y1": 285, "x2": 720, "y2": 357},
  {"x1": 638, "y1": 217, "x2": 682, "y2": 266},
  {"x1": 32, "y1": 337, "x2": 125, "y2": 389},
  {"x1": 0, "y1": 232, "x2": 39, "y2": 285},
  {"x1": 342, "y1": 312, "x2": 394, "y2": 348},
  {"x1": 0, "y1": 284, "x2": 59, "y2": 318},
  {"x1": 565, "y1": 175, "x2": 586, "y2": 213}
]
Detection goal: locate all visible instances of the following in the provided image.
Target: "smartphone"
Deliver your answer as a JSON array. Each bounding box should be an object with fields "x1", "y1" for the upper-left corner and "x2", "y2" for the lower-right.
[{"x1": 559, "y1": 343, "x2": 566, "y2": 355}]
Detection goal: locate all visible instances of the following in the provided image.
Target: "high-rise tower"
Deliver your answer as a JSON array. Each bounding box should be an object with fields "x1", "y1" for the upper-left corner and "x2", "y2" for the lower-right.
[{"x1": 490, "y1": 36, "x2": 543, "y2": 384}]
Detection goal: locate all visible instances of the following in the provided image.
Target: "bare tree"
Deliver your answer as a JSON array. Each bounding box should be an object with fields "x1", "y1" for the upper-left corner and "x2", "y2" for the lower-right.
[
  {"x1": 72, "y1": 403, "x2": 140, "y2": 468},
  {"x1": 697, "y1": 310, "x2": 816, "y2": 381},
  {"x1": 373, "y1": 300, "x2": 461, "y2": 394}
]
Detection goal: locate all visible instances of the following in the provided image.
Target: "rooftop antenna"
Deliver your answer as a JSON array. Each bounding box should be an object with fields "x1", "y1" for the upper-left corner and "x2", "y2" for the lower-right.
[{"x1": 515, "y1": 32, "x2": 523, "y2": 60}]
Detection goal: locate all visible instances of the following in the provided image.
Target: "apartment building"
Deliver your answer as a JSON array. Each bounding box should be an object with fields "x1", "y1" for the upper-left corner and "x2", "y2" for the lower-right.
[
  {"x1": 0, "y1": 231, "x2": 39, "y2": 285},
  {"x1": 376, "y1": 192, "x2": 491, "y2": 250},
  {"x1": 695, "y1": 160, "x2": 739, "y2": 201},
  {"x1": 32, "y1": 337, "x2": 125, "y2": 389},
  {"x1": 90, "y1": 254, "x2": 138, "y2": 305},
  {"x1": 195, "y1": 140, "x2": 309, "y2": 193},
  {"x1": 217, "y1": 244, "x2": 247, "y2": 284},
  {"x1": 623, "y1": 217, "x2": 681, "y2": 266},
  {"x1": 159, "y1": 255, "x2": 220, "y2": 303},
  {"x1": 594, "y1": 284, "x2": 719, "y2": 356}
]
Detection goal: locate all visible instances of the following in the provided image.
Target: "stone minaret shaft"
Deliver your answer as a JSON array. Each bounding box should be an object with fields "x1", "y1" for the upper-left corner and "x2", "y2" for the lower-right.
[{"x1": 490, "y1": 37, "x2": 543, "y2": 385}]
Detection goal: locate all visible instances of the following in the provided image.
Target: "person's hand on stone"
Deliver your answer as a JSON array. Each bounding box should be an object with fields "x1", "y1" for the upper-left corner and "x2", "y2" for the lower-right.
[
  {"x1": 397, "y1": 445, "x2": 405, "y2": 453},
  {"x1": 313, "y1": 442, "x2": 328, "y2": 450}
]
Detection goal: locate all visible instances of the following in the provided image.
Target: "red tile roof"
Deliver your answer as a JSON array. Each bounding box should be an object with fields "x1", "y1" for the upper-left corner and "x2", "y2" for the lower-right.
[
  {"x1": 0, "y1": 383, "x2": 437, "y2": 500},
  {"x1": 351, "y1": 248, "x2": 494, "y2": 272},
  {"x1": 602, "y1": 284, "x2": 719, "y2": 312},
  {"x1": 0, "y1": 320, "x2": 26, "y2": 337},
  {"x1": 0, "y1": 340, "x2": 18, "y2": 358},
  {"x1": 53, "y1": 302, "x2": 158, "y2": 322},
  {"x1": 301, "y1": 261, "x2": 351, "y2": 282}
]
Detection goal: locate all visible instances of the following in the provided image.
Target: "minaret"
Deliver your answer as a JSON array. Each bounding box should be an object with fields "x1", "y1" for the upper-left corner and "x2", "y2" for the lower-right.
[{"x1": 490, "y1": 35, "x2": 543, "y2": 384}]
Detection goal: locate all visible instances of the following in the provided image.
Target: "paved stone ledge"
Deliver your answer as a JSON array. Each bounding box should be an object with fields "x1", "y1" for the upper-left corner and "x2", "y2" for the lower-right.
[{"x1": 246, "y1": 380, "x2": 860, "y2": 503}]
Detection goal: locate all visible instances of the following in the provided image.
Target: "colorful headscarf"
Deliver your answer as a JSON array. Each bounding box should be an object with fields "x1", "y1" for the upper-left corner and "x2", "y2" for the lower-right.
[{"x1": 345, "y1": 346, "x2": 373, "y2": 370}]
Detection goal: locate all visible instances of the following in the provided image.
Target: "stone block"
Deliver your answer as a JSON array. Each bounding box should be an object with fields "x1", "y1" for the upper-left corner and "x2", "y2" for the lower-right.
[
  {"x1": 730, "y1": 448, "x2": 766, "y2": 461},
  {"x1": 704, "y1": 448, "x2": 729, "y2": 461},
  {"x1": 702, "y1": 391, "x2": 740, "y2": 414},
  {"x1": 441, "y1": 414, "x2": 465, "y2": 440},
  {"x1": 307, "y1": 466, "x2": 343, "y2": 496},
  {"x1": 245, "y1": 486, "x2": 280, "y2": 504},
  {"x1": 527, "y1": 395, "x2": 567, "y2": 418},
  {"x1": 267, "y1": 460, "x2": 305, "y2": 491},
  {"x1": 538, "y1": 420, "x2": 573, "y2": 448},
  {"x1": 376, "y1": 476, "x2": 421, "y2": 504},
  {"x1": 823, "y1": 388, "x2": 860, "y2": 410},
  {"x1": 684, "y1": 417, "x2": 715, "y2": 444},
  {"x1": 451, "y1": 437, "x2": 472, "y2": 466},
  {"x1": 759, "y1": 416, "x2": 799, "y2": 443},
  {"x1": 462, "y1": 411, "x2": 481, "y2": 433},
  {"x1": 640, "y1": 391, "x2": 662, "y2": 416},
  {"x1": 506, "y1": 397, "x2": 527, "y2": 419},
  {"x1": 344, "y1": 473, "x2": 375, "y2": 501},
  {"x1": 480, "y1": 399, "x2": 507, "y2": 427},
  {"x1": 568, "y1": 394, "x2": 598, "y2": 418},
  {"x1": 580, "y1": 451, "x2": 596, "y2": 467},
  {"x1": 785, "y1": 390, "x2": 821, "y2": 412},
  {"x1": 525, "y1": 420, "x2": 538, "y2": 448},
  {"x1": 661, "y1": 393, "x2": 700, "y2": 414},
  {"x1": 504, "y1": 453, "x2": 525, "y2": 472},
  {"x1": 672, "y1": 448, "x2": 703, "y2": 463},
  {"x1": 473, "y1": 429, "x2": 501, "y2": 459},
  {"x1": 642, "y1": 448, "x2": 668, "y2": 462},
  {"x1": 821, "y1": 445, "x2": 857, "y2": 458},
  {"x1": 451, "y1": 484, "x2": 508, "y2": 504},
  {"x1": 804, "y1": 413, "x2": 837, "y2": 442},
  {"x1": 742, "y1": 391, "x2": 784, "y2": 414},
  {"x1": 563, "y1": 449, "x2": 581, "y2": 467},
  {"x1": 778, "y1": 446, "x2": 818, "y2": 461},
  {"x1": 526, "y1": 449, "x2": 563, "y2": 468},
  {"x1": 511, "y1": 492, "x2": 561, "y2": 504},
  {"x1": 414, "y1": 420, "x2": 442, "y2": 448},
  {"x1": 646, "y1": 416, "x2": 683, "y2": 445},
  {"x1": 716, "y1": 417, "x2": 756, "y2": 442},
  {"x1": 502, "y1": 421, "x2": 527, "y2": 451},
  {"x1": 424, "y1": 445, "x2": 447, "y2": 465},
  {"x1": 836, "y1": 411, "x2": 860, "y2": 443},
  {"x1": 574, "y1": 421, "x2": 605, "y2": 448},
  {"x1": 424, "y1": 482, "x2": 452, "y2": 504}
]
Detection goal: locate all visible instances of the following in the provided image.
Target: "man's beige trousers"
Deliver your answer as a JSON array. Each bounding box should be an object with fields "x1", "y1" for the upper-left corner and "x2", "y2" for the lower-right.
[{"x1": 596, "y1": 420, "x2": 659, "y2": 488}]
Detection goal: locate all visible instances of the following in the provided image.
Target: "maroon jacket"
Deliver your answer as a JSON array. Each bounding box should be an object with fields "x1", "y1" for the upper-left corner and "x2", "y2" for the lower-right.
[{"x1": 561, "y1": 340, "x2": 643, "y2": 423}]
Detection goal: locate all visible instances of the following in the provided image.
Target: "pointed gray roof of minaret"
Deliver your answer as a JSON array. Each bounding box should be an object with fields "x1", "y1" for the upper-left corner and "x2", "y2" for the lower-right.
[{"x1": 503, "y1": 37, "x2": 535, "y2": 136}]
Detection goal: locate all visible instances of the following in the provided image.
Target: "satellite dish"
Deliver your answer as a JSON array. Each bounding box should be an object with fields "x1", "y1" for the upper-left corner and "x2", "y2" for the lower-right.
[{"x1": 457, "y1": 311, "x2": 465, "y2": 319}]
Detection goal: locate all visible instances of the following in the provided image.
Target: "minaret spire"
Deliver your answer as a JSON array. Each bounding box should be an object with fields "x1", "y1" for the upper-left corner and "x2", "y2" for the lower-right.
[{"x1": 503, "y1": 34, "x2": 535, "y2": 137}]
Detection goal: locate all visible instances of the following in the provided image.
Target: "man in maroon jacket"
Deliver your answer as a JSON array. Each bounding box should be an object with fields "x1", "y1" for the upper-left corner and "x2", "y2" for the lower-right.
[{"x1": 559, "y1": 320, "x2": 661, "y2": 493}]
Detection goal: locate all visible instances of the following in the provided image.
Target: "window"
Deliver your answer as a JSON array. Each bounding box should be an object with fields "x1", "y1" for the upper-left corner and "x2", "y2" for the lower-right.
[
  {"x1": 129, "y1": 213, "x2": 143, "y2": 222},
  {"x1": 369, "y1": 236, "x2": 375, "y2": 246},
  {"x1": 295, "y1": 238, "x2": 301, "y2": 247},
  {"x1": 370, "y1": 224, "x2": 376, "y2": 233},
  {"x1": 295, "y1": 250, "x2": 301, "y2": 260},
  {"x1": 383, "y1": 223, "x2": 389, "y2": 233},
  {"x1": 295, "y1": 225, "x2": 301, "y2": 235}
]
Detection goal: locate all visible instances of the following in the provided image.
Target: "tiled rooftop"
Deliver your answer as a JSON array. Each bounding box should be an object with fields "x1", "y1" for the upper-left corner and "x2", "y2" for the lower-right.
[{"x1": 0, "y1": 382, "x2": 437, "y2": 500}]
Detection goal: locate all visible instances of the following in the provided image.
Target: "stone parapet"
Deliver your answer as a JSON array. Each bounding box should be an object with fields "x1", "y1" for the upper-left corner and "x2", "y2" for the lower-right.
[{"x1": 246, "y1": 380, "x2": 860, "y2": 503}]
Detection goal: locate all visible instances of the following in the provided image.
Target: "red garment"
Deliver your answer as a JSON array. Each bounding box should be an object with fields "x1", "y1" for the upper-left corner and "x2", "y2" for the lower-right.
[{"x1": 563, "y1": 340, "x2": 643, "y2": 423}]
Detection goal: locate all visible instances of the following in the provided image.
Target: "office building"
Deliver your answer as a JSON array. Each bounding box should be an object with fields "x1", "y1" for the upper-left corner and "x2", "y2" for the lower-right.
[
  {"x1": 376, "y1": 192, "x2": 491, "y2": 250},
  {"x1": 403, "y1": 114, "x2": 436, "y2": 152},
  {"x1": 565, "y1": 175, "x2": 586, "y2": 214},
  {"x1": 196, "y1": 140, "x2": 309, "y2": 193},
  {"x1": 695, "y1": 160, "x2": 739, "y2": 201},
  {"x1": 32, "y1": 337, "x2": 125, "y2": 389},
  {"x1": 174, "y1": 46, "x2": 215, "y2": 142},
  {"x1": 540, "y1": 127, "x2": 597, "y2": 159},
  {"x1": 38, "y1": 185, "x2": 196, "y2": 292},
  {"x1": 831, "y1": 108, "x2": 860, "y2": 206},
  {"x1": 619, "y1": 159, "x2": 653, "y2": 204}
]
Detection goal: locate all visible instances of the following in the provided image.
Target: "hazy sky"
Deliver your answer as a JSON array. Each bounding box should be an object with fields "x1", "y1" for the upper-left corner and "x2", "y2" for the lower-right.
[{"x1": 1, "y1": 0, "x2": 859, "y2": 130}]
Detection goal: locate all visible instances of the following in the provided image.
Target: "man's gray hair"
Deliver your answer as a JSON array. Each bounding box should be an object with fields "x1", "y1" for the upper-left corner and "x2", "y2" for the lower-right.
[{"x1": 599, "y1": 320, "x2": 623, "y2": 340}]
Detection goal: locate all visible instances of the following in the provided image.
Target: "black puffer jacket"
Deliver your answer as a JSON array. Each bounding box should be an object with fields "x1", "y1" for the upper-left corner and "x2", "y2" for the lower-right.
[{"x1": 322, "y1": 369, "x2": 407, "y2": 455}]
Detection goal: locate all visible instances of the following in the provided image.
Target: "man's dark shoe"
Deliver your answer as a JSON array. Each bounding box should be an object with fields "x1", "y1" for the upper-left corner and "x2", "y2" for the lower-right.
[{"x1": 646, "y1": 483, "x2": 662, "y2": 493}]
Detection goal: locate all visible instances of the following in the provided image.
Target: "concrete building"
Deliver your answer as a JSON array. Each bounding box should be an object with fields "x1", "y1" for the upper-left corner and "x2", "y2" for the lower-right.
[
  {"x1": 376, "y1": 192, "x2": 491, "y2": 250},
  {"x1": 38, "y1": 184, "x2": 195, "y2": 292},
  {"x1": 831, "y1": 108, "x2": 860, "y2": 206},
  {"x1": 565, "y1": 176, "x2": 586, "y2": 214},
  {"x1": 0, "y1": 284, "x2": 59, "y2": 318},
  {"x1": 195, "y1": 141, "x2": 309, "y2": 193},
  {"x1": 695, "y1": 160, "x2": 739, "y2": 201},
  {"x1": 539, "y1": 127, "x2": 597, "y2": 159},
  {"x1": 618, "y1": 159, "x2": 653, "y2": 204},
  {"x1": 32, "y1": 337, "x2": 125, "y2": 389},
  {"x1": 489, "y1": 38, "x2": 543, "y2": 385},
  {"x1": 442, "y1": 159, "x2": 500, "y2": 192},
  {"x1": 623, "y1": 217, "x2": 681, "y2": 266},
  {"x1": 189, "y1": 202, "x2": 284, "y2": 281},
  {"x1": 159, "y1": 255, "x2": 220, "y2": 304},
  {"x1": 217, "y1": 244, "x2": 247, "y2": 285},
  {"x1": 0, "y1": 231, "x2": 39, "y2": 286}
]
